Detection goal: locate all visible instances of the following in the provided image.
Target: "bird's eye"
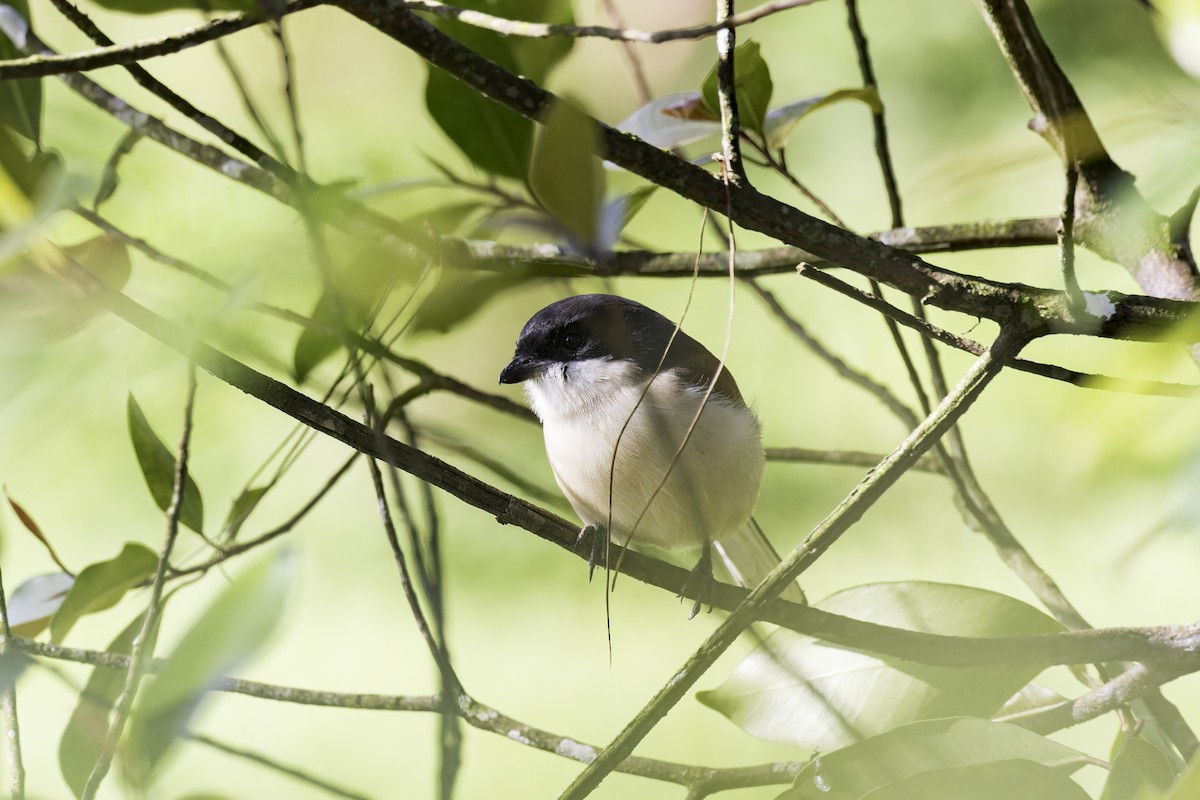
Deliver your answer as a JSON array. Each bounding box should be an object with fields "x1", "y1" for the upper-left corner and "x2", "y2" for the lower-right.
[{"x1": 562, "y1": 331, "x2": 584, "y2": 350}]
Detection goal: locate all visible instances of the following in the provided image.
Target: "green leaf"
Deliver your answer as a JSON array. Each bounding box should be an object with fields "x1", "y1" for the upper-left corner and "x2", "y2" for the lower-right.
[
  {"x1": 292, "y1": 291, "x2": 358, "y2": 385},
  {"x1": 993, "y1": 683, "x2": 1069, "y2": 724},
  {"x1": 698, "y1": 582, "x2": 1063, "y2": 751},
  {"x1": 86, "y1": 0, "x2": 256, "y2": 14},
  {"x1": 424, "y1": 21, "x2": 533, "y2": 179},
  {"x1": 127, "y1": 394, "x2": 205, "y2": 535},
  {"x1": 7, "y1": 571, "x2": 73, "y2": 637},
  {"x1": 125, "y1": 552, "x2": 294, "y2": 787},
  {"x1": 608, "y1": 185, "x2": 657, "y2": 237},
  {"x1": 1102, "y1": 732, "x2": 1177, "y2": 800},
  {"x1": 49, "y1": 543, "x2": 157, "y2": 644},
  {"x1": 1164, "y1": 755, "x2": 1200, "y2": 799},
  {"x1": 501, "y1": 0, "x2": 576, "y2": 82},
  {"x1": 411, "y1": 268, "x2": 534, "y2": 333},
  {"x1": 529, "y1": 98, "x2": 605, "y2": 246},
  {"x1": 856, "y1": 759, "x2": 1091, "y2": 800},
  {"x1": 59, "y1": 612, "x2": 159, "y2": 799},
  {"x1": 221, "y1": 485, "x2": 269, "y2": 540},
  {"x1": 783, "y1": 718, "x2": 1086, "y2": 800},
  {"x1": 615, "y1": 93, "x2": 720, "y2": 150},
  {"x1": 700, "y1": 40, "x2": 774, "y2": 135},
  {"x1": 0, "y1": 0, "x2": 42, "y2": 143},
  {"x1": 762, "y1": 87, "x2": 882, "y2": 149}
]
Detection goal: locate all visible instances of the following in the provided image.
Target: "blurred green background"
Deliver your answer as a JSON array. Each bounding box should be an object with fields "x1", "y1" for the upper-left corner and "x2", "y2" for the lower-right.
[{"x1": 2, "y1": 0, "x2": 1199, "y2": 797}]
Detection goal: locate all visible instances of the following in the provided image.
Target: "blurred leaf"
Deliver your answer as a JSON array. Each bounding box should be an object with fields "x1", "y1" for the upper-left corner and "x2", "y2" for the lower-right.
[
  {"x1": 87, "y1": 0, "x2": 256, "y2": 13},
  {"x1": 529, "y1": 98, "x2": 605, "y2": 246},
  {"x1": 701, "y1": 40, "x2": 774, "y2": 134},
  {"x1": 293, "y1": 291, "x2": 361, "y2": 385},
  {"x1": 1163, "y1": 754, "x2": 1200, "y2": 798},
  {"x1": 4, "y1": 488, "x2": 72, "y2": 574},
  {"x1": 699, "y1": 582, "x2": 1063, "y2": 750},
  {"x1": 599, "y1": 185, "x2": 657, "y2": 247},
  {"x1": 763, "y1": 87, "x2": 882, "y2": 149},
  {"x1": 59, "y1": 612, "x2": 158, "y2": 799},
  {"x1": 993, "y1": 683, "x2": 1068, "y2": 723},
  {"x1": 49, "y1": 542, "x2": 157, "y2": 644},
  {"x1": 0, "y1": 234, "x2": 132, "y2": 345},
  {"x1": 854, "y1": 759, "x2": 1091, "y2": 800},
  {"x1": 125, "y1": 552, "x2": 294, "y2": 787},
  {"x1": 1153, "y1": 0, "x2": 1200, "y2": 76},
  {"x1": 7, "y1": 571, "x2": 73, "y2": 637},
  {"x1": 1102, "y1": 732, "x2": 1177, "y2": 800},
  {"x1": 127, "y1": 394, "x2": 205, "y2": 535},
  {"x1": 615, "y1": 93, "x2": 720, "y2": 151},
  {"x1": 221, "y1": 485, "x2": 268, "y2": 540},
  {"x1": 783, "y1": 718, "x2": 1086, "y2": 799},
  {"x1": 411, "y1": 267, "x2": 534, "y2": 333},
  {"x1": 0, "y1": 649, "x2": 29, "y2": 695},
  {"x1": 0, "y1": 0, "x2": 41, "y2": 143}
]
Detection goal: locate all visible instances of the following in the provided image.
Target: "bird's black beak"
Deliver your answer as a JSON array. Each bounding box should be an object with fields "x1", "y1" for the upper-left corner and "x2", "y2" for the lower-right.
[{"x1": 499, "y1": 354, "x2": 543, "y2": 384}]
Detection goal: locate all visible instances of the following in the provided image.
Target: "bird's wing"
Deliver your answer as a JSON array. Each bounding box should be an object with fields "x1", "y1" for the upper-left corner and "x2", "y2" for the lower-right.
[{"x1": 712, "y1": 517, "x2": 807, "y2": 605}]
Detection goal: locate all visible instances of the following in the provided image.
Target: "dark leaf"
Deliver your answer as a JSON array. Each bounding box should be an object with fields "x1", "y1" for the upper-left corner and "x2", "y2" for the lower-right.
[
  {"x1": 784, "y1": 718, "x2": 1086, "y2": 799},
  {"x1": 127, "y1": 394, "x2": 205, "y2": 535},
  {"x1": 700, "y1": 40, "x2": 774, "y2": 135},
  {"x1": 49, "y1": 543, "x2": 157, "y2": 644},
  {"x1": 411, "y1": 268, "x2": 534, "y2": 333},
  {"x1": 529, "y1": 98, "x2": 605, "y2": 246},
  {"x1": 125, "y1": 552, "x2": 293, "y2": 787},
  {"x1": 0, "y1": 0, "x2": 42, "y2": 142}
]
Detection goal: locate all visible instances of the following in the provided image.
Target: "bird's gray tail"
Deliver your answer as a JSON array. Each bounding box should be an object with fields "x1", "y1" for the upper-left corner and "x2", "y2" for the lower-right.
[{"x1": 713, "y1": 518, "x2": 807, "y2": 605}]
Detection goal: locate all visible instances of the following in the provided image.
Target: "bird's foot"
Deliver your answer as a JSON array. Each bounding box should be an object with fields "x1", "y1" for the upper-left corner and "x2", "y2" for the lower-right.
[
  {"x1": 574, "y1": 525, "x2": 607, "y2": 581},
  {"x1": 680, "y1": 543, "x2": 714, "y2": 619}
]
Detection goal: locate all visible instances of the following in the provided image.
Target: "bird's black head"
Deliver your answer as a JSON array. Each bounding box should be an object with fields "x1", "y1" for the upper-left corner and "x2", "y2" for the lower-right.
[{"x1": 498, "y1": 294, "x2": 742, "y2": 401}]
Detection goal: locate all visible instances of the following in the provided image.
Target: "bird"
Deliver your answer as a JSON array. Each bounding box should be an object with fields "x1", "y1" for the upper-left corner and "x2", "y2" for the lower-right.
[{"x1": 498, "y1": 293, "x2": 805, "y2": 613}]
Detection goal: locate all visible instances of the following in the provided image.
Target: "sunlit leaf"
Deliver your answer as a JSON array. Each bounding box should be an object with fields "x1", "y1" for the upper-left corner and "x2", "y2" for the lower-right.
[
  {"x1": 0, "y1": 0, "x2": 42, "y2": 143},
  {"x1": 762, "y1": 87, "x2": 881, "y2": 149},
  {"x1": 529, "y1": 98, "x2": 605, "y2": 247},
  {"x1": 699, "y1": 582, "x2": 1063, "y2": 750},
  {"x1": 125, "y1": 552, "x2": 294, "y2": 787},
  {"x1": 127, "y1": 394, "x2": 205, "y2": 535},
  {"x1": 700, "y1": 40, "x2": 774, "y2": 135},
  {"x1": 993, "y1": 683, "x2": 1068, "y2": 723},
  {"x1": 615, "y1": 93, "x2": 720, "y2": 151},
  {"x1": 49, "y1": 542, "x2": 157, "y2": 644},
  {"x1": 59, "y1": 612, "x2": 157, "y2": 799},
  {"x1": 7, "y1": 571, "x2": 73, "y2": 636},
  {"x1": 783, "y1": 718, "x2": 1086, "y2": 800},
  {"x1": 1102, "y1": 732, "x2": 1177, "y2": 800},
  {"x1": 855, "y1": 759, "x2": 1091, "y2": 800}
]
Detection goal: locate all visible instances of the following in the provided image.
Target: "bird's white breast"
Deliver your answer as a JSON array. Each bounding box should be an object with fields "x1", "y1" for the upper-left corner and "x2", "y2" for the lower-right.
[{"x1": 525, "y1": 358, "x2": 764, "y2": 553}]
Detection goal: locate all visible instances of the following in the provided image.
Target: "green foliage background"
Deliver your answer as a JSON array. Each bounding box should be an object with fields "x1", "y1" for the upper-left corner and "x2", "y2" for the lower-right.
[{"x1": 1, "y1": 0, "x2": 1199, "y2": 797}]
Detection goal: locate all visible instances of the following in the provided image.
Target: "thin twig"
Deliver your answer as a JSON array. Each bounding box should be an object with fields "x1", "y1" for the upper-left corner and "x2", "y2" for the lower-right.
[
  {"x1": 714, "y1": 0, "x2": 747, "y2": 184},
  {"x1": 188, "y1": 733, "x2": 371, "y2": 800},
  {"x1": 404, "y1": 0, "x2": 820, "y2": 43}
]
